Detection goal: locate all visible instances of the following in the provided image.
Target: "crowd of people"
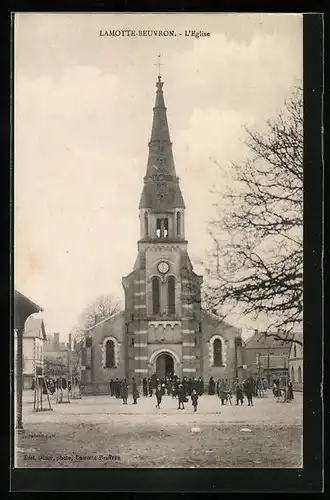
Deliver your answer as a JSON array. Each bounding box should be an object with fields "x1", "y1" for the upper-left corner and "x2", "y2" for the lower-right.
[
  {"x1": 272, "y1": 378, "x2": 294, "y2": 402},
  {"x1": 109, "y1": 374, "x2": 295, "y2": 410}
]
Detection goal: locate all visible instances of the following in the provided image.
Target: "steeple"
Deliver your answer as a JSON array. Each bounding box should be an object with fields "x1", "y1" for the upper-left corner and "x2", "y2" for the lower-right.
[{"x1": 139, "y1": 74, "x2": 185, "y2": 211}]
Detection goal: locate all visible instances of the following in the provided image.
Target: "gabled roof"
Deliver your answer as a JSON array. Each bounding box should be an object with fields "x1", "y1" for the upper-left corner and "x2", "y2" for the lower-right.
[
  {"x1": 245, "y1": 331, "x2": 293, "y2": 349},
  {"x1": 23, "y1": 315, "x2": 47, "y2": 340},
  {"x1": 15, "y1": 290, "x2": 43, "y2": 313},
  {"x1": 202, "y1": 310, "x2": 241, "y2": 334},
  {"x1": 84, "y1": 311, "x2": 124, "y2": 333}
]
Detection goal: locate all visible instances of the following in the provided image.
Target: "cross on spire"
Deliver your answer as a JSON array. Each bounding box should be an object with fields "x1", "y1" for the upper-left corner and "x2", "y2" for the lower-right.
[{"x1": 154, "y1": 54, "x2": 163, "y2": 80}]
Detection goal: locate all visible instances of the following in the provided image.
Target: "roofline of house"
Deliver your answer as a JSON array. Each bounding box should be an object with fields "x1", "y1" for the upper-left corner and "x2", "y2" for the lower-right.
[
  {"x1": 84, "y1": 310, "x2": 123, "y2": 333},
  {"x1": 15, "y1": 289, "x2": 43, "y2": 313},
  {"x1": 202, "y1": 309, "x2": 241, "y2": 333},
  {"x1": 245, "y1": 330, "x2": 295, "y2": 346}
]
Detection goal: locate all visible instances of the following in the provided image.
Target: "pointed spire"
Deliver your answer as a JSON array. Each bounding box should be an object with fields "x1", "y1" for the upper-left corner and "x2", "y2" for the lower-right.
[
  {"x1": 153, "y1": 76, "x2": 166, "y2": 108},
  {"x1": 139, "y1": 72, "x2": 185, "y2": 211}
]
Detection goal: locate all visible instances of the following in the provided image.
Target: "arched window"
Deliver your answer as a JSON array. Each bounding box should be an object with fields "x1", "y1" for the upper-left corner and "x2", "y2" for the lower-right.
[
  {"x1": 213, "y1": 339, "x2": 223, "y2": 366},
  {"x1": 176, "y1": 212, "x2": 181, "y2": 236},
  {"x1": 144, "y1": 212, "x2": 149, "y2": 237},
  {"x1": 156, "y1": 218, "x2": 168, "y2": 238},
  {"x1": 291, "y1": 366, "x2": 295, "y2": 382},
  {"x1": 168, "y1": 276, "x2": 176, "y2": 315},
  {"x1": 152, "y1": 277, "x2": 160, "y2": 315},
  {"x1": 293, "y1": 344, "x2": 297, "y2": 358},
  {"x1": 105, "y1": 340, "x2": 115, "y2": 368},
  {"x1": 297, "y1": 365, "x2": 302, "y2": 383},
  {"x1": 102, "y1": 336, "x2": 119, "y2": 369},
  {"x1": 209, "y1": 335, "x2": 227, "y2": 367}
]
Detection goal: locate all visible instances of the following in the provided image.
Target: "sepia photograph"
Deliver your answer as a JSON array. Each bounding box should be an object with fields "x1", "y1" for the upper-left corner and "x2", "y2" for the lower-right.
[{"x1": 13, "y1": 12, "x2": 304, "y2": 470}]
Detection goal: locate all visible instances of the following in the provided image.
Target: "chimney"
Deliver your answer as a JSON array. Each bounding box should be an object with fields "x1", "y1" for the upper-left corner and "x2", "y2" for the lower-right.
[
  {"x1": 68, "y1": 333, "x2": 72, "y2": 351},
  {"x1": 54, "y1": 332, "x2": 60, "y2": 348}
]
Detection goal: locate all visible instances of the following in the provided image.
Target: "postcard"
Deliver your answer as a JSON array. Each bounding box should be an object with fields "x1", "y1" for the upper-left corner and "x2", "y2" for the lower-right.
[{"x1": 13, "y1": 12, "x2": 304, "y2": 472}]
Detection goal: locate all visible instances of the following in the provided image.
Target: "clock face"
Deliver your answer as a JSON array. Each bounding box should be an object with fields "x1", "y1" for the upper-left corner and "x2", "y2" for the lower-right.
[{"x1": 157, "y1": 261, "x2": 169, "y2": 274}]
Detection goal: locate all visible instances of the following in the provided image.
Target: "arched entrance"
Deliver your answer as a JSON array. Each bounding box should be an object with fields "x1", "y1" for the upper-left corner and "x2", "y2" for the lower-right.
[
  {"x1": 149, "y1": 348, "x2": 182, "y2": 379},
  {"x1": 156, "y1": 353, "x2": 174, "y2": 379}
]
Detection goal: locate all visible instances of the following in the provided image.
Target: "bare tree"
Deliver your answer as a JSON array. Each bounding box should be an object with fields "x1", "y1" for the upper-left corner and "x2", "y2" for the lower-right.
[
  {"x1": 72, "y1": 294, "x2": 121, "y2": 343},
  {"x1": 202, "y1": 86, "x2": 303, "y2": 345}
]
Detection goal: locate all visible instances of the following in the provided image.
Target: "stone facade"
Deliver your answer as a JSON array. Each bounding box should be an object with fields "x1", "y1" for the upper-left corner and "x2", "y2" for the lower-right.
[
  {"x1": 80, "y1": 309, "x2": 244, "y2": 393},
  {"x1": 80, "y1": 76, "x2": 244, "y2": 394}
]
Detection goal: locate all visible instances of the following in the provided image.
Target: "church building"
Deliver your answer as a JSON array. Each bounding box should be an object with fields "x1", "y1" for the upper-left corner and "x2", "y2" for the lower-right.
[{"x1": 80, "y1": 75, "x2": 245, "y2": 394}]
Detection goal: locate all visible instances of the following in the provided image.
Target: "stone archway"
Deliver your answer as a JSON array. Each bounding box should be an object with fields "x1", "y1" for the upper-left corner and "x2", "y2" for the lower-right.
[
  {"x1": 156, "y1": 353, "x2": 174, "y2": 379},
  {"x1": 149, "y1": 348, "x2": 182, "y2": 379}
]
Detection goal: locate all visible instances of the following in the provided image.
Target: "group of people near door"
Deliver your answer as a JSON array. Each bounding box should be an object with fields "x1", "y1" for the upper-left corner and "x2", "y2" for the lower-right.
[
  {"x1": 109, "y1": 374, "x2": 295, "y2": 409},
  {"x1": 109, "y1": 375, "x2": 205, "y2": 401},
  {"x1": 108, "y1": 374, "x2": 256, "y2": 409}
]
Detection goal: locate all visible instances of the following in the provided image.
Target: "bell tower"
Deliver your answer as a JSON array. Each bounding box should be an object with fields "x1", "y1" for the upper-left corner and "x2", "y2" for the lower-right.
[
  {"x1": 122, "y1": 69, "x2": 203, "y2": 382},
  {"x1": 139, "y1": 74, "x2": 186, "y2": 244}
]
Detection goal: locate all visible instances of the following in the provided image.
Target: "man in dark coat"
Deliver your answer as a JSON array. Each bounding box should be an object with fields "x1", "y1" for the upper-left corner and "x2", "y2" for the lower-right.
[
  {"x1": 208, "y1": 376, "x2": 215, "y2": 395},
  {"x1": 166, "y1": 377, "x2": 172, "y2": 395},
  {"x1": 142, "y1": 378, "x2": 148, "y2": 397},
  {"x1": 121, "y1": 378, "x2": 128, "y2": 404},
  {"x1": 244, "y1": 377, "x2": 254, "y2": 406},
  {"x1": 115, "y1": 378, "x2": 121, "y2": 398},
  {"x1": 155, "y1": 385, "x2": 162, "y2": 409},
  {"x1": 234, "y1": 378, "x2": 244, "y2": 405},
  {"x1": 191, "y1": 390, "x2": 199, "y2": 412},
  {"x1": 218, "y1": 379, "x2": 227, "y2": 405},
  {"x1": 172, "y1": 380, "x2": 178, "y2": 399},
  {"x1": 132, "y1": 377, "x2": 139, "y2": 404},
  {"x1": 151, "y1": 373, "x2": 157, "y2": 389},
  {"x1": 148, "y1": 378, "x2": 153, "y2": 397},
  {"x1": 178, "y1": 384, "x2": 187, "y2": 410},
  {"x1": 109, "y1": 379, "x2": 115, "y2": 396},
  {"x1": 287, "y1": 380, "x2": 294, "y2": 401}
]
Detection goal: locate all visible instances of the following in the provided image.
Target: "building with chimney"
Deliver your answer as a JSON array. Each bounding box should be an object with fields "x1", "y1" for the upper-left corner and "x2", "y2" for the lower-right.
[
  {"x1": 244, "y1": 330, "x2": 292, "y2": 386},
  {"x1": 44, "y1": 333, "x2": 81, "y2": 380},
  {"x1": 80, "y1": 75, "x2": 244, "y2": 394}
]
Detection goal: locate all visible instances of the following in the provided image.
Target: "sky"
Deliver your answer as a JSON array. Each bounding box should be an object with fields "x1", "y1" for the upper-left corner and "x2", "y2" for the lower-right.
[{"x1": 14, "y1": 13, "x2": 303, "y2": 341}]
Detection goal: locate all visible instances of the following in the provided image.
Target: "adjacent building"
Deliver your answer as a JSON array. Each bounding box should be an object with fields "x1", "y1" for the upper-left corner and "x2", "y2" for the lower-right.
[
  {"x1": 44, "y1": 332, "x2": 81, "y2": 381},
  {"x1": 79, "y1": 76, "x2": 245, "y2": 394},
  {"x1": 288, "y1": 331, "x2": 303, "y2": 391},
  {"x1": 244, "y1": 330, "x2": 292, "y2": 386},
  {"x1": 20, "y1": 315, "x2": 47, "y2": 388}
]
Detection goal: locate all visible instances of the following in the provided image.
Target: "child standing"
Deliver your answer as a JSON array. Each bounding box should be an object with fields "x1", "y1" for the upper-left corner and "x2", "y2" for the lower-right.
[
  {"x1": 191, "y1": 389, "x2": 199, "y2": 412},
  {"x1": 155, "y1": 385, "x2": 162, "y2": 409}
]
